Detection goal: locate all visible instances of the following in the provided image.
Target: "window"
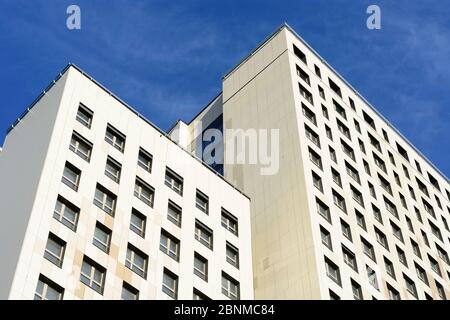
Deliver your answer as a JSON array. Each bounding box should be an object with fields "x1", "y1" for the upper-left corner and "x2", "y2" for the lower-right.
[
  {"x1": 428, "y1": 172, "x2": 440, "y2": 191},
  {"x1": 415, "y1": 207, "x2": 423, "y2": 223},
  {"x1": 351, "y1": 280, "x2": 362, "y2": 300},
  {"x1": 331, "y1": 168, "x2": 342, "y2": 187},
  {"x1": 94, "y1": 184, "x2": 117, "y2": 215},
  {"x1": 221, "y1": 209, "x2": 238, "y2": 236},
  {"x1": 76, "y1": 103, "x2": 93, "y2": 128},
  {"x1": 415, "y1": 263, "x2": 428, "y2": 285},
  {"x1": 442, "y1": 217, "x2": 449, "y2": 232},
  {"x1": 422, "y1": 198, "x2": 435, "y2": 218},
  {"x1": 403, "y1": 274, "x2": 418, "y2": 298},
  {"x1": 341, "y1": 140, "x2": 355, "y2": 161},
  {"x1": 421, "y1": 230, "x2": 429, "y2": 247},
  {"x1": 222, "y1": 272, "x2": 240, "y2": 300},
  {"x1": 411, "y1": 239, "x2": 421, "y2": 258},
  {"x1": 429, "y1": 221, "x2": 442, "y2": 241},
  {"x1": 373, "y1": 152, "x2": 386, "y2": 172},
  {"x1": 293, "y1": 44, "x2": 307, "y2": 64},
  {"x1": 126, "y1": 244, "x2": 148, "y2": 278},
  {"x1": 54, "y1": 196, "x2": 79, "y2": 231},
  {"x1": 409, "y1": 185, "x2": 416, "y2": 200},
  {"x1": 435, "y1": 196, "x2": 442, "y2": 209},
  {"x1": 337, "y1": 119, "x2": 351, "y2": 140},
  {"x1": 105, "y1": 124, "x2": 126, "y2": 152},
  {"x1": 394, "y1": 172, "x2": 402, "y2": 187},
  {"x1": 388, "y1": 151, "x2": 396, "y2": 166},
  {"x1": 391, "y1": 221, "x2": 403, "y2": 242},
  {"x1": 44, "y1": 234, "x2": 66, "y2": 267},
  {"x1": 416, "y1": 178, "x2": 429, "y2": 197},
  {"x1": 329, "y1": 146, "x2": 337, "y2": 163},
  {"x1": 325, "y1": 257, "x2": 341, "y2": 286},
  {"x1": 302, "y1": 103, "x2": 316, "y2": 125},
  {"x1": 332, "y1": 190, "x2": 347, "y2": 213},
  {"x1": 312, "y1": 171, "x2": 323, "y2": 192},
  {"x1": 308, "y1": 148, "x2": 322, "y2": 170},
  {"x1": 387, "y1": 284, "x2": 401, "y2": 300},
  {"x1": 362, "y1": 111, "x2": 375, "y2": 129},
  {"x1": 316, "y1": 198, "x2": 331, "y2": 222},
  {"x1": 372, "y1": 204, "x2": 383, "y2": 224},
  {"x1": 382, "y1": 129, "x2": 389, "y2": 142},
  {"x1": 93, "y1": 222, "x2": 112, "y2": 254},
  {"x1": 296, "y1": 65, "x2": 310, "y2": 85},
  {"x1": 160, "y1": 230, "x2": 180, "y2": 261},
  {"x1": 165, "y1": 168, "x2": 183, "y2": 195},
  {"x1": 299, "y1": 83, "x2": 314, "y2": 105},
  {"x1": 346, "y1": 162, "x2": 360, "y2": 184},
  {"x1": 134, "y1": 178, "x2": 154, "y2": 207},
  {"x1": 340, "y1": 219, "x2": 352, "y2": 241},
  {"x1": 406, "y1": 216, "x2": 414, "y2": 232},
  {"x1": 195, "y1": 189, "x2": 209, "y2": 214},
  {"x1": 318, "y1": 85, "x2": 325, "y2": 99},
  {"x1": 80, "y1": 256, "x2": 106, "y2": 294},
  {"x1": 367, "y1": 266, "x2": 379, "y2": 290},
  {"x1": 333, "y1": 99, "x2": 346, "y2": 119},
  {"x1": 193, "y1": 253, "x2": 208, "y2": 281},
  {"x1": 397, "y1": 246, "x2": 408, "y2": 267},
  {"x1": 121, "y1": 282, "x2": 139, "y2": 300},
  {"x1": 165, "y1": 201, "x2": 183, "y2": 227},
  {"x1": 358, "y1": 139, "x2": 366, "y2": 154},
  {"x1": 70, "y1": 132, "x2": 92, "y2": 162},
  {"x1": 396, "y1": 142, "x2": 409, "y2": 161},
  {"x1": 428, "y1": 254, "x2": 441, "y2": 276},
  {"x1": 361, "y1": 237, "x2": 376, "y2": 261},
  {"x1": 415, "y1": 160, "x2": 422, "y2": 173},
  {"x1": 368, "y1": 133, "x2": 381, "y2": 152},
  {"x1": 193, "y1": 289, "x2": 210, "y2": 300},
  {"x1": 384, "y1": 196, "x2": 398, "y2": 218},
  {"x1": 325, "y1": 125, "x2": 333, "y2": 140},
  {"x1": 329, "y1": 290, "x2": 340, "y2": 300},
  {"x1": 399, "y1": 193, "x2": 407, "y2": 209},
  {"x1": 329, "y1": 78, "x2": 342, "y2": 97},
  {"x1": 34, "y1": 275, "x2": 64, "y2": 300},
  {"x1": 226, "y1": 242, "x2": 240, "y2": 268},
  {"x1": 130, "y1": 208, "x2": 146, "y2": 238},
  {"x1": 436, "y1": 281, "x2": 446, "y2": 300},
  {"x1": 349, "y1": 97, "x2": 356, "y2": 110},
  {"x1": 355, "y1": 210, "x2": 366, "y2": 230},
  {"x1": 322, "y1": 104, "x2": 329, "y2": 119},
  {"x1": 62, "y1": 162, "x2": 81, "y2": 191},
  {"x1": 436, "y1": 245, "x2": 450, "y2": 265},
  {"x1": 320, "y1": 226, "x2": 332, "y2": 249},
  {"x1": 368, "y1": 182, "x2": 376, "y2": 198},
  {"x1": 137, "y1": 148, "x2": 153, "y2": 173},
  {"x1": 305, "y1": 124, "x2": 320, "y2": 147},
  {"x1": 402, "y1": 165, "x2": 410, "y2": 179},
  {"x1": 384, "y1": 257, "x2": 396, "y2": 279},
  {"x1": 375, "y1": 227, "x2": 389, "y2": 250},
  {"x1": 342, "y1": 246, "x2": 358, "y2": 271},
  {"x1": 314, "y1": 64, "x2": 321, "y2": 78},
  {"x1": 105, "y1": 157, "x2": 121, "y2": 183},
  {"x1": 162, "y1": 268, "x2": 178, "y2": 299},
  {"x1": 195, "y1": 220, "x2": 213, "y2": 249},
  {"x1": 378, "y1": 174, "x2": 392, "y2": 195}
]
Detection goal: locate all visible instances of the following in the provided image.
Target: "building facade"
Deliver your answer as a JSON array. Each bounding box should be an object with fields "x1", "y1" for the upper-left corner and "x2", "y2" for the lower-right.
[{"x1": 0, "y1": 65, "x2": 253, "y2": 300}]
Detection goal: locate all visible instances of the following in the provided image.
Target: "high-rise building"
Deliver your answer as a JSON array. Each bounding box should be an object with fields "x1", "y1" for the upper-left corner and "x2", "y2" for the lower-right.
[
  {"x1": 176, "y1": 24, "x2": 450, "y2": 300},
  {"x1": 0, "y1": 65, "x2": 253, "y2": 300}
]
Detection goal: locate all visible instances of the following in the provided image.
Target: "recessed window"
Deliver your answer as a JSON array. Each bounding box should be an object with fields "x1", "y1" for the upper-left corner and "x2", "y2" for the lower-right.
[
  {"x1": 296, "y1": 65, "x2": 310, "y2": 85},
  {"x1": 428, "y1": 254, "x2": 441, "y2": 276},
  {"x1": 80, "y1": 256, "x2": 106, "y2": 294},
  {"x1": 337, "y1": 119, "x2": 351, "y2": 140},
  {"x1": 302, "y1": 103, "x2": 316, "y2": 125},
  {"x1": 318, "y1": 85, "x2": 325, "y2": 99},
  {"x1": 367, "y1": 266, "x2": 379, "y2": 290},
  {"x1": 427, "y1": 172, "x2": 440, "y2": 191},
  {"x1": 299, "y1": 83, "x2": 314, "y2": 105},
  {"x1": 167, "y1": 201, "x2": 182, "y2": 227},
  {"x1": 93, "y1": 222, "x2": 112, "y2": 254},
  {"x1": 105, "y1": 124, "x2": 126, "y2": 152},
  {"x1": 372, "y1": 204, "x2": 383, "y2": 224},
  {"x1": 355, "y1": 210, "x2": 366, "y2": 230},
  {"x1": 373, "y1": 154, "x2": 386, "y2": 174},
  {"x1": 325, "y1": 257, "x2": 341, "y2": 286},
  {"x1": 387, "y1": 284, "x2": 401, "y2": 300},
  {"x1": 222, "y1": 272, "x2": 240, "y2": 300},
  {"x1": 325, "y1": 124, "x2": 333, "y2": 140},
  {"x1": 422, "y1": 198, "x2": 435, "y2": 218},
  {"x1": 345, "y1": 161, "x2": 360, "y2": 184},
  {"x1": 195, "y1": 189, "x2": 209, "y2": 214},
  {"x1": 363, "y1": 111, "x2": 375, "y2": 129},
  {"x1": 94, "y1": 184, "x2": 117, "y2": 216},
  {"x1": 316, "y1": 198, "x2": 331, "y2": 222},
  {"x1": 388, "y1": 151, "x2": 396, "y2": 166},
  {"x1": 416, "y1": 178, "x2": 429, "y2": 197},
  {"x1": 44, "y1": 233, "x2": 66, "y2": 267},
  {"x1": 342, "y1": 245, "x2": 358, "y2": 272},
  {"x1": 53, "y1": 196, "x2": 79, "y2": 231},
  {"x1": 193, "y1": 253, "x2": 208, "y2": 281},
  {"x1": 368, "y1": 133, "x2": 381, "y2": 152},
  {"x1": 195, "y1": 220, "x2": 213, "y2": 249},
  {"x1": 429, "y1": 221, "x2": 442, "y2": 241},
  {"x1": 384, "y1": 257, "x2": 396, "y2": 279},
  {"x1": 341, "y1": 141, "x2": 355, "y2": 162},
  {"x1": 378, "y1": 173, "x2": 392, "y2": 195},
  {"x1": 368, "y1": 182, "x2": 376, "y2": 198},
  {"x1": 396, "y1": 142, "x2": 409, "y2": 161},
  {"x1": 314, "y1": 64, "x2": 321, "y2": 78},
  {"x1": 348, "y1": 97, "x2": 356, "y2": 110},
  {"x1": 329, "y1": 146, "x2": 337, "y2": 163},
  {"x1": 309, "y1": 147, "x2": 322, "y2": 170},
  {"x1": 162, "y1": 268, "x2": 178, "y2": 299},
  {"x1": 130, "y1": 208, "x2": 146, "y2": 238},
  {"x1": 415, "y1": 263, "x2": 428, "y2": 285},
  {"x1": 340, "y1": 219, "x2": 352, "y2": 241},
  {"x1": 375, "y1": 227, "x2": 389, "y2": 250},
  {"x1": 384, "y1": 196, "x2": 398, "y2": 218},
  {"x1": 137, "y1": 148, "x2": 153, "y2": 173},
  {"x1": 333, "y1": 99, "x2": 346, "y2": 119},
  {"x1": 105, "y1": 156, "x2": 121, "y2": 183},
  {"x1": 160, "y1": 230, "x2": 180, "y2": 261},
  {"x1": 62, "y1": 162, "x2": 81, "y2": 191},
  {"x1": 354, "y1": 119, "x2": 361, "y2": 133},
  {"x1": 193, "y1": 289, "x2": 210, "y2": 300},
  {"x1": 126, "y1": 244, "x2": 148, "y2": 278},
  {"x1": 322, "y1": 104, "x2": 329, "y2": 119},
  {"x1": 134, "y1": 178, "x2": 154, "y2": 207},
  {"x1": 331, "y1": 168, "x2": 342, "y2": 187},
  {"x1": 394, "y1": 172, "x2": 402, "y2": 187},
  {"x1": 415, "y1": 160, "x2": 422, "y2": 173},
  {"x1": 397, "y1": 246, "x2": 408, "y2": 267},
  {"x1": 226, "y1": 242, "x2": 240, "y2": 268},
  {"x1": 328, "y1": 78, "x2": 342, "y2": 97},
  {"x1": 34, "y1": 275, "x2": 64, "y2": 300},
  {"x1": 351, "y1": 279, "x2": 362, "y2": 300},
  {"x1": 403, "y1": 274, "x2": 418, "y2": 298},
  {"x1": 329, "y1": 290, "x2": 340, "y2": 300},
  {"x1": 305, "y1": 124, "x2": 320, "y2": 147},
  {"x1": 421, "y1": 230, "x2": 429, "y2": 246},
  {"x1": 402, "y1": 165, "x2": 410, "y2": 179},
  {"x1": 70, "y1": 132, "x2": 92, "y2": 162},
  {"x1": 221, "y1": 209, "x2": 238, "y2": 236},
  {"x1": 436, "y1": 245, "x2": 449, "y2": 265},
  {"x1": 436, "y1": 281, "x2": 446, "y2": 300},
  {"x1": 312, "y1": 171, "x2": 323, "y2": 192},
  {"x1": 332, "y1": 190, "x2": 347, "y2": 213},
  {"x1": 320, "y1": 226, "x2": 332, "y2": 250},
  {"x1": 293, "y1": 44, "x2": 307, "y2": 64},
  {"x1": 165, "y1": 168, "x2": 183, "y2": 196},
  {"x1": 382, "y1": 129, "x2": 389, "y2": 142},
  {"x1": 121, "y1": 282, "x2": 139, "y2": 300},
  {"x1": 411, "y1": 239, "x2": 421, "y2": 258},
  {"x1": 361, "y1": 237, "x2": 376, "y2": 262},
  {"x1": 76, "y1": 103, "x2": 93, "y2": 128},
  {"x1": 406, "y1": 216, "x2": 414, "y2": 232}
]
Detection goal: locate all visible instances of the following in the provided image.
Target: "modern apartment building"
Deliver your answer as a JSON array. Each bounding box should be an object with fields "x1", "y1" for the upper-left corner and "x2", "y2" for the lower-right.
[
  {"x1": 174, "y1": 24, "x2": 450, "y2": 300},
  {"x1": 0, "y1": 65, "x2": 253, "y2": 300}
]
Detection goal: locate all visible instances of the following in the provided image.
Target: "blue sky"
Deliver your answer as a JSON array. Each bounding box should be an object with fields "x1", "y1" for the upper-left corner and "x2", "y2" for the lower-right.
[{"x1": 0, "y1": 0, "x2": 449, "y2": 177}]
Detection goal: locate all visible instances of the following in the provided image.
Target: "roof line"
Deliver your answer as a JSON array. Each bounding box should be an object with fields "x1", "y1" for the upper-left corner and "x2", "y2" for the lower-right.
[{"x1": 6, "y1": 63, "x2": 251, "y2": 199}]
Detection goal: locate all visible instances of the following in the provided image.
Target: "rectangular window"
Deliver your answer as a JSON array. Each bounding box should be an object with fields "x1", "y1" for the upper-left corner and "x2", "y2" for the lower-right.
[
  {"x1": 388, "y1": 151, "x2": 396, "y2": 166},
  {"x1": 332, "y1": 190, "x2": 347, "y2": 213},
  {"x1": 358, "y1": 139, "x2": 366, "y2": 154},
  {"x1": 105, "y1": 156, "x2": 121, "y2": 183},
  {"x1": 322, "y1": 104, "x2": 329, "y2": 119},
  {"x1": 80, "y1": 256, "x2": 106, "y2": 294},
  {"x1": 429, "y1": 221, "x2": 442, "y2": 241},
  {"x1": 121, "y1": 282, "x2": 139, "y2": 300},
  {"x1": 44, "y1": 233, "x2": 66, "y2": 267},
  {"x1": 397, "y1": 246, "x2": 408, "y2": 267},
  {"x1": 369, "y1": 182, "x2": 376, "y2": 198},
  {"x1": 428, "y1": 254, "x2": 441, "y2": 276},
  {"x1": 355, "y1": 210, "x2": 366, "y2": 230},
  {"x1": 372, "y1": 204, "x2": 383, "y2": 224},
  {"x1": 387, "y1": 284, "x2": 401, "y2": 300},
  {"x1": 105, "y1": 124, "x2": 126, "y2": 152},
  {"x1": 222, "y1": 272, "x2": 240, "y2": 300},
  {"x1": 415, "y1": 263, "x2": 428, "y2": 285},
  {"x1": 302, "y1": 103, "x2": 316, "y2": 125},
  {"x1": 325, "y1": 125, "x2": 333, "y2": 140},
  {"x1": 316, "y1": 198, "x2": 331, "y2": 222},
  {"x1": 422, "y1": 198, "x2": 435, "y2": 218},
  {"x1": 351, "y1": 280, "x2": 362, "y2": 300},
  {"x1": 299, "y1": 83, "x2": 314, "y2": 105},
  {"x1": 406, "y1": 216, "x2": 414, "y2": 232},
  {"x1": 305, "y1": 124, "x2": 320, "y2": 147},
  {"x1": 373, "y1": 154, "x2": 386, "y2": 174},
  {"x1": 378, "y1": 173, "x2": 392, "y2": 195},
  {"x1": 62, "y1": 162, "x2": 81, "y2": 191},
  {"x1": 403, "y1": 165, "x2": 410, "y2": 179},
  {"x1": 134, "y1": 178, "x2": 154, "y2": 207},
  {"x1": 320, "y1": 226, "x2": 332, "y2": 249},
  {"x1": 76, "y1": 103, "x2": 93, "y2": 128},
  {"x1": 384, "y1": 196, "x2": 398, "y2": 218},
  {"x1": 167, "y1": 201, "x2": 182, "y2": 227},
  {"x1": 341, "y1": 140, "x2": 355, "y2": 161},
  {"x1": 70, "y1": 132, "x2": 93, "y2": 162},
  {"x1": 325, "y1": 257, "x2": 341, "y2": 286},
  {"x1": 390, "y1": 221, "x2": 403, "y2": 243},
  {"x1": 342, "y1": 246, "x2": 358, "y2": 272},
  {"x1": 333, "y1": 99, "x2": 346, "y2": 119},
  {"x1": 436, "y1": 281, "x2": 446, "y2": 300},
  {"x1": 329, "y1": 146, "x2": 337, "y2": 163},
  {"x1": 394, "y1": 172, "x2": 402, "y2": 187},
  {"x1": 226, "y1": 242, "x2": 240, "y2": 268},
  {"x1": 314, "y1": 64, "x2": 321, "y2": 78},
  {"x1": 126, "y1": 244, "x2": 148, "y2": 278},
  {"x1": 318, "y1": 85, "x2": 325, "y2": 99},
  {"x1": 293, "y1": 44, "x2": 307, "y2": 64},
  {"x1": 361, "y1": 237, "x2": 376, "y2": 262},
  {"x1": 34, "y1": 275, "x2": 64, "y2": 300},
  {"x1": 340, "y1": 219, "x2": 352, "y2": 241},
  {"x1": 312, "y1": 171, "x2": 323, "y2": 192},
  {"x1": 193, "y1": 253, "x2": 208, "y2": 281},
  {"x1": 403, "y1": 274, "x2": 418, "y2": 298},
  {"x1": 411, "y1": 239, "x2": 421, "y2": 258},
  {"x1": 349, "y1": 97, "x2": 356, "y2": 110},
  {"x1": 416, "y1": 178, "x2": 429, "y2": 197},
  {"x1": 160, "y1": 230, "x2": 180, "y2": 261},
  {"x1": 396, "y1": 142, "x2": 409, "y2": 161},
  {"x1": 368, "y1": 133, "x2": 381, "y2": 152},
  {"x1": 53, "y1": 196, "x2": 79, "y2": 231},
  {"x1": 384, "y1": 257, "x2": 396, "y2": 279},
  {"x1": 195, "y1": 220, "x2": 213, "y2": 249},
  {"x1": 130, "y1": 208, "x2": 146, "y2": 238},
  {"x1": 165, "y1": 168, "x2": 183, "y2": 196},
  {"x1": 296, "y1": 65, "x2": 310, "y2": 85},
  {"x1": 329, "y1": 78, "x2": 342, "y2": 97},
  {"x1": 93, "y1": 222, "x2": 112, "y2": 254},
  {"x1": 94, "y1": 184, "x2": 117, "y2": 215},
  {"x1": 137, "y1": 148, "x2": 153, "y2": 173},
  {"x1": 363, "y1": 111, "x2": 375, "y2": 129},
  {"x1": 382, "y1": 129, "x2": 389, "y2": 143},
  {"x1": 331, "y1": 168, "x2": 342, "y2": 187},
  {"x1": 193, "y1": 289, "x2": 210, "y2": 300},
  {"x1": 428, "y1": 173, "x2": 441, "y2": 191},
  {"x1": 367, "y1": 266, "x2": 379, "y2": 290},
  {"x1": 415, "y1": 160, "x2": 422, "y2": 173},
  {"x1": 195, "y1": 189, "x2": 209, "y2": 214},
  {"x1": 346, "y1": 162, "x2": 360, "y2": 184},
  {"x1": 354, "y1": 119, "x2": 361, "y2": 133},
  {"x1": 221, "y1": 209, "x2": 238, "y2": 236},
  {"x1": 375, "y1": 227, "x2": 389, "y2": 250},
  {"x1": 421, "y1": 230, "x2": 429, "y2": 246},
  {"x1": 162, "y1": 268, "x2": 178, "y2": 299},
  {"x1": 436, "y1": 245, "x2": 450, "y2": 265},
  {"x1": 337, "y1": 119, "x2": 351, "y2": 140},
  {"x1": 309, "y1": 147, "x2": 322, "y2": 169}
]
